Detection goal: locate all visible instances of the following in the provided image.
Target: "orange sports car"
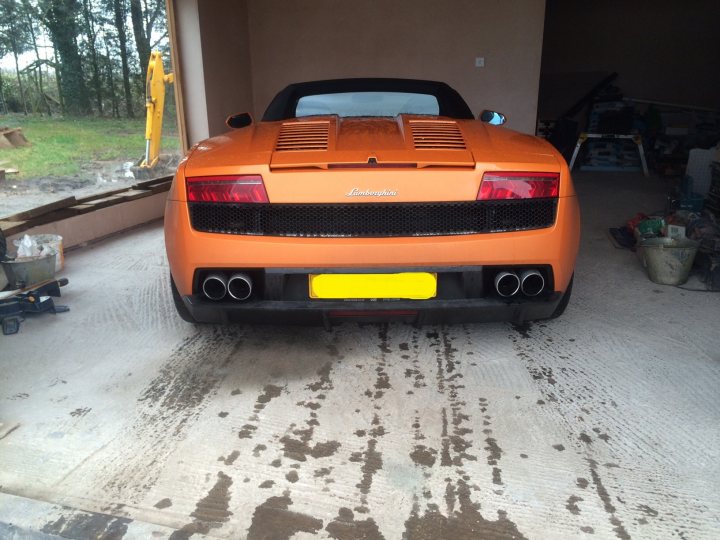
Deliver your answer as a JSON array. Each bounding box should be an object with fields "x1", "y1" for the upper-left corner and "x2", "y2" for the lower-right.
[{"x1": 164, "y1": 78, "x2": 580, "y2": 325}]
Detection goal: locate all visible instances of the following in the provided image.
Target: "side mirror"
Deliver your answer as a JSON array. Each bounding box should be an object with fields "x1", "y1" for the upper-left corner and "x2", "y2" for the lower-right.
[
  {"x1": 479, "y1": 110, "x2": 506, "y2": 126},
  {"x1": 226, "y1": 112, "x2": 253, "y2": 129}
]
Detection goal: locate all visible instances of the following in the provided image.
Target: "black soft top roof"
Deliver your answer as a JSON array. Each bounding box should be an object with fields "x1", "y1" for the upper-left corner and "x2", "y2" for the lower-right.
[{"x1": 262, "y1": 78, "x2": 475, "y2": 121}]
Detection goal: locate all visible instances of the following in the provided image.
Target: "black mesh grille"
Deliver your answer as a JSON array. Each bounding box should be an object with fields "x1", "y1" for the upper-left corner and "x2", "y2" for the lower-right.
[{"x1": 189, "y1": 199, "x2": 558, "y2": 237}]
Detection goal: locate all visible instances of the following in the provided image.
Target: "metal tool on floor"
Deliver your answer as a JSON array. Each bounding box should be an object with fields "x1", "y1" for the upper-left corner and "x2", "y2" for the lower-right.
[{"x1": 0, "y1": 278, "x2": 69, "y2": 335}]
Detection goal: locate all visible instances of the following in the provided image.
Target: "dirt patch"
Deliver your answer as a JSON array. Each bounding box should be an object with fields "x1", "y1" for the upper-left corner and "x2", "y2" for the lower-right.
[
  {"x1": 286, "y1": 470, "x2": 299, "y2": 483},
  {"x1": 566, "y1": 495, "x2": 583, "y2": 515},
  {"x1": 255, "y1": 384, "x2": 284, "y2": 411},
  {"x1": 588, "y1": 459, "x2": 630, "y2": 540},
  {"x1": 247, "y1": 494, "x2": 323, "y2": 539},
  {"x1": 42, "y1": 512, "x2": 132, "y2": 539},
  {"x1": 410, "y1": 445, "x2": 437, "y2": 467},
  {"x1": 308, "y1": 362, "x2": 333, "y2": 392},
  {"x1": 220, "y1": 450, "x2": 240, "y2": 465},
  {"x1": 190, "y1": 471, "x2": 233, "y2": 524},
  {"x1": 279, "y1": 433, "x2": 341, "y2": 462},
  {"x1": 70, "y1": 407, "x2": 91, "y2": 417},
  {"x1": 326, "y1": 507, "x2": 385, "y2": 540},
  {"x1": 357, "y1": 439, "x2": 383, "y2": 495},
  {"x1": 404, "y1": 480, "x2": 527, "y2": 539}
]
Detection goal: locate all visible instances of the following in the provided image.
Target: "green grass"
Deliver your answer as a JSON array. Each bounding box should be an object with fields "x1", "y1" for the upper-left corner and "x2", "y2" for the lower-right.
[{"x1": 0, "y1": 115, "x2": 181, "y2": 179}]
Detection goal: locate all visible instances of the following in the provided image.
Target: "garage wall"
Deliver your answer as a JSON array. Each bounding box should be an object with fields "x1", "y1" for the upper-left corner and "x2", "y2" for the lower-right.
[
  {"x1": 246, "y1": 0, "x2": 546, "y2": 134},
  {"x1": 542, "y1": 0, "x2": 720, "y2": 109},
  {"x1": 197, "y1": 0, "x2": 254, "y2": 137},
  {"x1": 177, "y1": 0, "x2": 546, "y2": 140}
]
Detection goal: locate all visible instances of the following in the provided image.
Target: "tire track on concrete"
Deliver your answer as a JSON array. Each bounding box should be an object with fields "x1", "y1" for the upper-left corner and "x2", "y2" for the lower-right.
[
  {"x1": 404, "y1": 325, "x2": 529, "y2": 539},
  {"x1": 508, "y1": 320, "x2": 720, "y2": 538},
  {"x1": 246, "y1": 335, "x2": 350, "y2": 537},
  {"x1": 96, "y1": 327, "x2": 246, "y2": 503},
  {"x1": 83, "y1": 270, "x2": 186, "y2": 335}
]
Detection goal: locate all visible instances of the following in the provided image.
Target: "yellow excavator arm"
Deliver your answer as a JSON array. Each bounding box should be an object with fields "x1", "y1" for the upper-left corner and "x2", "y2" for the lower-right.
[{"x1": 139, "y1": 51, "x2": 174, "y2": 169}]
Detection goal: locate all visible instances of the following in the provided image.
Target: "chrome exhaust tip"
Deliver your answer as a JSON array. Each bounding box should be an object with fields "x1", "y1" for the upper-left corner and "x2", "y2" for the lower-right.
[
  {"x1": 202, "y1": 273, "x2": 228, "y2": 300},
  {"x1": 494, "y1": 271, "x2": 520, "y2": 297},
  {"x1": 520, "y1": 269, "x2": 545, "y2": 297},
  {"x1": 227, "y1": 273, "x2": 253, "y2": 301}
]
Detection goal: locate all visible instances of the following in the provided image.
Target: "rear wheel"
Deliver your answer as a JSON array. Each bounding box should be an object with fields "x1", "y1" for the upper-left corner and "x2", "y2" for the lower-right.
[
  {"x1": 170, "y1": 272, "x2": 197, "y2": 323},
  {"x1": 549, "y1": 274, "x2": 573, "y2": 319}
]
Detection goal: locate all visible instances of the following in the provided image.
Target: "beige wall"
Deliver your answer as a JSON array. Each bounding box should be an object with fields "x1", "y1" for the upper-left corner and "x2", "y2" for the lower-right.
[
  {"x1": 246, "y1": 0, "x2": 545, "y2": 134},
  {"x1": 173, "y1": 0, "x2": 546, "y2": 142},
  {"x1": 542, "y1": 0, "x2": 720, "y2": 109},
  {"x1": 198, "y1": 0, "x2": 255, "y2": 137}
]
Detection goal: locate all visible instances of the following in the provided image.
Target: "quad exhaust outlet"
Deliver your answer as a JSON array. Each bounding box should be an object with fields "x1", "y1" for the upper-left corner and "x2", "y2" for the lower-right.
[
  {"x1": 202, "y1": 272, "x2": 253, "y2": 301},
  {"x1": 494, "y1": 269, "x2": 546, "y2": 297}
]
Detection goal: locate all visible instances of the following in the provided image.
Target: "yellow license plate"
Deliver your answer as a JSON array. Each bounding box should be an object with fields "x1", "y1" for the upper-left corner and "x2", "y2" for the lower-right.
[{"x1": 309, "y1": 272, "x2": 437, "y2": 300}]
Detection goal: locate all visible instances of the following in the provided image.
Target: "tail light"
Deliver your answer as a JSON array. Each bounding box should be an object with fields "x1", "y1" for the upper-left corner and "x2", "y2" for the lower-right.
[
  {"x1": 186, "y1": 175, "x2": 269, "y2": 203},
  {"x1": 478, "y1": 172, "x2": 559, "y2": 200}
]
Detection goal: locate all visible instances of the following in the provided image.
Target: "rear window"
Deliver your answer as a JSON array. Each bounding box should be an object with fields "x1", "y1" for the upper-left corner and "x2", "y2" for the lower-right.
[{"x1": 295, "y1": 91, "x2": 440, "y2": 118}]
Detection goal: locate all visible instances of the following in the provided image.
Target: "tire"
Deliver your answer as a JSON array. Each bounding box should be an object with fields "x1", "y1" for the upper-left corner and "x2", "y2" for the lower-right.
[
  {"x1": 170, "y1": 272, "x2": 197, "y2": 323},
  {"x1": 549, "y1": 274, "x2": 573, "y2": 319}
]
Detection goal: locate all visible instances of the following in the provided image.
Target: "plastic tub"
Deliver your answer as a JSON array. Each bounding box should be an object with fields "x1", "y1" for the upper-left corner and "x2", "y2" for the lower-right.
[
  {"x1": 640, "y1": 237, "x2": 699, "y2": 285},
  {"x1": 1, "y1": 254, "x2": 56, "y2": 289}
]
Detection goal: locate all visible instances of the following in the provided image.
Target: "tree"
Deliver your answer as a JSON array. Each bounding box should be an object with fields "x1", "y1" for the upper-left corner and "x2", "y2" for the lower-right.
[
  {"x1": 80, "y1": 0, "x2": 103, "y2": 114},
  {"x1": 111, "y1": 0, "x2": 133, "y2": 118},
  {"x1": 0, "y1": 0, "x2": 32, "y2": 114},
  {"x1": 129, "y1": 0, "x2": 149, "y2": 76},
  {"x1": 22, "y1": 0, "x2": 52, "y2": 115},
  {"x1": 42, "y1": 0, "x2": 92, "y2": 115}
]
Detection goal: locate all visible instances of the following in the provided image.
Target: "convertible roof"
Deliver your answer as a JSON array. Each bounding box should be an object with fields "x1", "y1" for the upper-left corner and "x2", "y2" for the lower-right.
[{"x1": 262, "y1": 78, "x2": 475, "y2": 121}]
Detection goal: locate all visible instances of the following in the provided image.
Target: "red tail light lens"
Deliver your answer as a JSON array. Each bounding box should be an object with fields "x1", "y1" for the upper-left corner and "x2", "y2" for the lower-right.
[
  {"x1": 186, "y1": 175, "x2": 269, "y2": 203},
  {"x1": 478, "y1": 172, "x2": 559, "y2": 200}
]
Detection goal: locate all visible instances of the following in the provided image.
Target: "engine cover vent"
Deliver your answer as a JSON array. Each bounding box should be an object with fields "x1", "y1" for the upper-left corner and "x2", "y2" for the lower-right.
[
  {"x1": 410, "y1": 120, "x2": 466, "y2": 150},
  {"x1": 275, "y1": 121, "x2": 330, "y2": 151}
]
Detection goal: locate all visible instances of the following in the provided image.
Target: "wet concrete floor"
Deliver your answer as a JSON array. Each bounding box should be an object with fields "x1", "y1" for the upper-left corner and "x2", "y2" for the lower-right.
[{"x1": 1, "y1": 172, "x2": 719, "y2": 539}]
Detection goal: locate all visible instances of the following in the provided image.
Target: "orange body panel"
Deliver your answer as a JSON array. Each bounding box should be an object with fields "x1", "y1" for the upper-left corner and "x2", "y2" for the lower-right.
[{"x1": 164, "y1": 114, "x2": 580, "y2": 322}]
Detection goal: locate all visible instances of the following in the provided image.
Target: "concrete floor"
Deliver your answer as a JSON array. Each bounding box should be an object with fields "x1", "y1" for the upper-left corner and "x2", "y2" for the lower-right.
[{"x1": 1, "y1": 172, "x2": 718, "y2": 539}]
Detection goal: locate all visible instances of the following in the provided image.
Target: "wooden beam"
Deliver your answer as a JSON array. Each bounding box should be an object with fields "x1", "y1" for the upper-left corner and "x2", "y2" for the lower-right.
[{"x1": 1, "y1": 197, "x2": 78, "y2": 222}]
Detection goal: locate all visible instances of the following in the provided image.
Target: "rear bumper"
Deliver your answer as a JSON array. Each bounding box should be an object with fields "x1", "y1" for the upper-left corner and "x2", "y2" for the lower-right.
[
  {"x1": 181, "y1": 293, "x2": 563, "y2": 325},
  {"x1": 165, "y1": 195, "x2": 581, "y2": 297}
]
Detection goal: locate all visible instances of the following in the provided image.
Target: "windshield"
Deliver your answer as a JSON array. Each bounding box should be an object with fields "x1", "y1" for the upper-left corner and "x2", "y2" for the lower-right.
[{"x1": 296, "y1": 91, "x2": 440, "y2": 118}]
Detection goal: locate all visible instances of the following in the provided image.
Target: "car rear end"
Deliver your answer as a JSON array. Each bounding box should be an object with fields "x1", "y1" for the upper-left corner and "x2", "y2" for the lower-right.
[{"x1": 164, "y1": 116, "x2": 580, "y2": 325}]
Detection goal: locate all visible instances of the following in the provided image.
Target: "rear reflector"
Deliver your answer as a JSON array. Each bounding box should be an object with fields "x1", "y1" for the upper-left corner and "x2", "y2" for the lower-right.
[
  {"x1": 478, "y1": 172, "x2": 559, "y2": 200},
  {"x1": 187, "y1": 175, "x2": 269, "y2": 203}
]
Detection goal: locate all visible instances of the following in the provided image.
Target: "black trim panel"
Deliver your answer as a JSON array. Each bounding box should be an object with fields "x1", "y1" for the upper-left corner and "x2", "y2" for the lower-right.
[{"x1": 189, "y1": 199, "x2": 558, "y2": 238}]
